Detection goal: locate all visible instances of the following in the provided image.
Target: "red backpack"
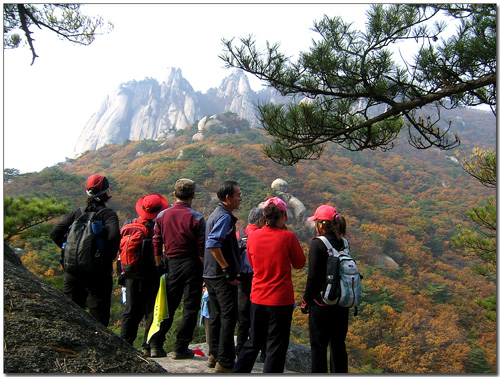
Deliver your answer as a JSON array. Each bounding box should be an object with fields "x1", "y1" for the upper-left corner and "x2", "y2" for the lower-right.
[{"x1": 119, "y1": 221, "x2": 153, "y2": 279}]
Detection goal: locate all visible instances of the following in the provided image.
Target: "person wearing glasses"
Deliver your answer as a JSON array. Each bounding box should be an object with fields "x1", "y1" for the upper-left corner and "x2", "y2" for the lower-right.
[{"x1": 50, "y1": 174, "x2": 120, "y2": 327}]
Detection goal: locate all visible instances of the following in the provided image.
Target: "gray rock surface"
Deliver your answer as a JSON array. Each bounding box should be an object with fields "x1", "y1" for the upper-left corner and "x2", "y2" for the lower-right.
[
  {"x1": 151, "y1": 339, "x2": 311, "y2": 373},
  {"x1": 3, "y1": 244, "x2": 166, "y2": 373}
]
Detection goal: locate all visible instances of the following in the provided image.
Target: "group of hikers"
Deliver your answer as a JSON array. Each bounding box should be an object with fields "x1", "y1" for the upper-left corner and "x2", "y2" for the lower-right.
[{"x1": 50, "y1": 174, "x2": 351, "y2": 373}]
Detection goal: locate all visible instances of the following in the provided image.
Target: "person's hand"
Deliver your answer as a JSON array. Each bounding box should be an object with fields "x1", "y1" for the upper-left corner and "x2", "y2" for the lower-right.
[
  {"x1": 156, "y1": 264, "x2": 167, "y2": 277},
  {"x1": 300, "y1": 298, "x2": 310, "y2": 314},
  {"x1": 222, "y1": 265, "x2": 237, "y2": 283}
]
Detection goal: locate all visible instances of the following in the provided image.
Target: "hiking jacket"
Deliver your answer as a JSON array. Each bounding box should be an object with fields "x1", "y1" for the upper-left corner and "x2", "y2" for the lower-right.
[
  {"x1": 203, "y1": 203, "x2": 240, "y2": 278},
  {"x1": 247, "y1": 225, "x2": 305, "y2": 306},
  {"x1": 302, "y1": 232, "x2": 347, "y2": 305},
  {"x1": 50, "y1": 202, "x2": 120, "y2": 267},
  {"x1": 152, "y1": 201, "x2": 206, "y2": 259}
]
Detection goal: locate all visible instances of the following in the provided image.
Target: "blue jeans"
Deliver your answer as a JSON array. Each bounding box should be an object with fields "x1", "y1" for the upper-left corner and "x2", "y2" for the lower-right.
[{"x1": 204, "y1": 277, "x2": 238, "y2": 369}]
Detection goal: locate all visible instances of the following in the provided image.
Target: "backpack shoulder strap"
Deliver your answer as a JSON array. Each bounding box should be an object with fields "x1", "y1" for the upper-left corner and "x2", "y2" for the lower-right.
[
  {"x1": 342, "y1": 238, "x2": 350, "y2": 255},
  {"x1": 316, "y1": 236, "x2": 341, "y2": 257}
]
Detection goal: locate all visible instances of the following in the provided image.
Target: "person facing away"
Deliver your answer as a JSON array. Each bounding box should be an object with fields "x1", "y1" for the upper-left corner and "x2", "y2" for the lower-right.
[
  {"x1": 50, "y1": 174, "x2": 120, "y2": 327},
  {"x1": 119, "y1": 193, "x2": 168, "y2": 356},
  {"x1": 301, "y1": 205, "x2": 350, "y2": 373},
  {"x1": 203, "y1": 180, "x2": 242, "y2": 373},
  {"x1": 235, "y1": 207, "x2": 265, "y2": 357},
  {"x1": 233, "y1": 197, "x2": 306, "y2": 373},
  {"x1": 149, "y1": 178, "x2": 206, "y2": 359}
]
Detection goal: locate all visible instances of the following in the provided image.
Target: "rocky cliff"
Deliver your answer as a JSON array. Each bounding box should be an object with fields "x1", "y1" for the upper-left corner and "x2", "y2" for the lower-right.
[{"x1": 73, "y1": 68, "x2": 287, "y2": 156}]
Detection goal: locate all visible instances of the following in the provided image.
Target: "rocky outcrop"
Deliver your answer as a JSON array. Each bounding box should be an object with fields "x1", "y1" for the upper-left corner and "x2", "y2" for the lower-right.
[
  {"x1": 3, "y1": 244, "x2": 166, "y2": 373},
  {"x1": 73, "y1": 68, "x2": 292, "y2": 157},
  {"x1": 73, "y1": 68, "x2": 201, "y2": 154}
]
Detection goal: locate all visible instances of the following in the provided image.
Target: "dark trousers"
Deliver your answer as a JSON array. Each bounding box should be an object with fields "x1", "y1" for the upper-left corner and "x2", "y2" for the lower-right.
[
  {"x1": 149, "y1": 256, "x2": 203, "y2": 352},
  {"x1": 233, "y1": 303, "x2": 294, "y2": 373},
  {"x1": 236, "y1": 273, "x2": 252, "y2": 354},
  {"x1": 309, "y1": 304, "x2": 349, "y2": 373},
  {"x1": 62, "y1": 268, "x2": 113, "y2": 327},
  {"x1": 120, "y1": 269, "x2": 159, "y2": 349},
  {"x1": 204, "y1": 277, "x2": 238, "y2": 369}
]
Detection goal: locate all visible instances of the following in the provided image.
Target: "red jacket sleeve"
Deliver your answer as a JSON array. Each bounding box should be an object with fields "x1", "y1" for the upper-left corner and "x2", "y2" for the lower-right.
[{"x1": 288, "y1": 232, "x2": 306, "y2": 269}]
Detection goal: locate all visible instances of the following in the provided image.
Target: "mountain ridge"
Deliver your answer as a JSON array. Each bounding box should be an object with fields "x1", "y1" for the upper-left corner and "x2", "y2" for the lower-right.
[{"x1": 73, "y1": 68, "x2": 288, "y2": 157}]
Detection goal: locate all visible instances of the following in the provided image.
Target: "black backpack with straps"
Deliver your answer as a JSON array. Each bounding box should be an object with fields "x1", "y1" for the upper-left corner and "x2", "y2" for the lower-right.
[{"x1": 63, "y1": 207, "x2": 106, "y2": 273}]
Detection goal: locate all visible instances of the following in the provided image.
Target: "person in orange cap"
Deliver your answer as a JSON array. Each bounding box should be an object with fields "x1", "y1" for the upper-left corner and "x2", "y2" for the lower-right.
[
  {"x1": 50, "y1": 174, "x2": 120, "y2": 327},
  {"x1": 119, "y1": 193, "x2": 168, "y2": 355}
]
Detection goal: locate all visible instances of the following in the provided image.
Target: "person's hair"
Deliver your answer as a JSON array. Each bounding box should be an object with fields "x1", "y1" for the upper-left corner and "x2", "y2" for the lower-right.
[
  {"x1": 175, "y1": 189, "x2": 194, "y2": 201},
  {"x1": 248, "y1": 208, "x2": 263, "y2": 224},
  {"x1": 263, "y1": 202, "x2": 284, "y2": 228},
  {"x1": 321, "y1": 215, "x2": 346, "y2": 239},
  {"x1": 216, "y1": 180, "x2": 238, "y2": 202},
  {"x1": 85, "y1": 193, "x2": 109, "y2": 205}
]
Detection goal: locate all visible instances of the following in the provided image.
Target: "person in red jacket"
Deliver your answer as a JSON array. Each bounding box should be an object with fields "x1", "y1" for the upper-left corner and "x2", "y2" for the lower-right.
[{"x1": 233, "y1": 197, "x2": 305, "y2": 373}]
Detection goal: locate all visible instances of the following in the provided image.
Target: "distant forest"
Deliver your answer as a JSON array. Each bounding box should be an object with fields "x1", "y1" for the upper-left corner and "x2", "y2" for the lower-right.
[{"x1": 4, "y1": 106, "x2": 496, "y2": 373}]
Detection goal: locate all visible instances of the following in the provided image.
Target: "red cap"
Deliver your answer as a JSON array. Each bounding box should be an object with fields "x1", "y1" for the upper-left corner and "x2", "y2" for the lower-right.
[
  {"x1": 263, "y1": 197, "x2": 287, "y2": 212},
  {"x1": 307, "y1": 205, "x2": 338, "y2": 222},
  {"x1": 86, "y1": 174, "x2": 110, "y2": 195},
  {"x1": 135, "y1": 194, "x2": 168, "y2": 220}
]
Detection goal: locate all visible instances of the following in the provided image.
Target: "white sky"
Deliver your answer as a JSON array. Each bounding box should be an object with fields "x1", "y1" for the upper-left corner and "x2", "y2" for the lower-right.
[{"x1": 4, "y1": 3, "x2": 373, "y2": 173}]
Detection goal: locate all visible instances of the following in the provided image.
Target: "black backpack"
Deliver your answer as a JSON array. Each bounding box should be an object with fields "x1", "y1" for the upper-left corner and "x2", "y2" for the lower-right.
[{"x1": 63, "y1": 207, "x2": 106, "y2": 274}]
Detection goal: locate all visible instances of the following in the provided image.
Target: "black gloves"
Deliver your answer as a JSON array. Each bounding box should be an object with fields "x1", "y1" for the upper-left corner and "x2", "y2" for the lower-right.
[
  {"x1": 300, "y1": 299, "x2": 310, "y2": 314},
  {"x1": 222, "y1": 265, "x2": 237, "y2": 281}
]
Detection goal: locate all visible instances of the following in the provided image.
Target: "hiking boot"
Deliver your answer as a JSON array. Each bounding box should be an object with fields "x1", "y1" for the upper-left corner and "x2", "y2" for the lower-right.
[
  {"x1": 150, "y1": 348, "x2": 167, "y2": 358},
  {"x1": 207, "y1": 354, "x2": 216, "y2": 368},
  {"x1": 171, "y1": 348, "x2": 194, "y2": 360},
  {"x1": 215, "y1": 362, "x2": 233, "y2": 373}
]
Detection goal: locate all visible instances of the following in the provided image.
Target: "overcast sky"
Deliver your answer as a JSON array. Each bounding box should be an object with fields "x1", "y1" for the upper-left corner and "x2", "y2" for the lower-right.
[{"x1": 3, "y1": 3, "x2": 376, "y2": 173}]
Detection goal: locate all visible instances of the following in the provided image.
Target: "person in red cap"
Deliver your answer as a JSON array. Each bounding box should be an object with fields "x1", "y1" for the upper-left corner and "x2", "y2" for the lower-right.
[
  {"x1": 301, "y1": 205, "x2": 349, "y2": 373},
  {"x1": 233, "y1": 197, "x2": 305, "y2": 373},
  {"x1": 50, "y1": 174, "x2": 120, "y2": 327},
  {"x1": 149, "y1": 178, "x2": 206, "y2": 359},
  {"x1": 119, "y1": 193, "x2": 168, "y2": 355}
]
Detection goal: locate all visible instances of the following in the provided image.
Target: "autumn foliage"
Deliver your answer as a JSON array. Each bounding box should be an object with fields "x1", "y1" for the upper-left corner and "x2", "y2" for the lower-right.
[{"x1": 4, "y1": 107, "x2": 496, "y2": 373}]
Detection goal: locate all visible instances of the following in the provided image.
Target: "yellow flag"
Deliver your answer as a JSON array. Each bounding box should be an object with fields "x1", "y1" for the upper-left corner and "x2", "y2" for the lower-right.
[{"x1": 147, "y1": 273, "x2": 169, "y2": 343}]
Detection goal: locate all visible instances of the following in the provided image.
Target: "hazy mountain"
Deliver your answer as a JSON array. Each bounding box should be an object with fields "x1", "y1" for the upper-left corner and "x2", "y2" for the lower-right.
[{"x1": 73, "y1": 68, "x2": 287, "y2": 156}]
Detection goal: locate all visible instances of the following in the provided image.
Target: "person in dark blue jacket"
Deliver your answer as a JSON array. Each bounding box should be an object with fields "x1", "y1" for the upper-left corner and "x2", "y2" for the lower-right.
[{"x1": 203, "y1": 180, "x2": 242, "y2": 373}]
